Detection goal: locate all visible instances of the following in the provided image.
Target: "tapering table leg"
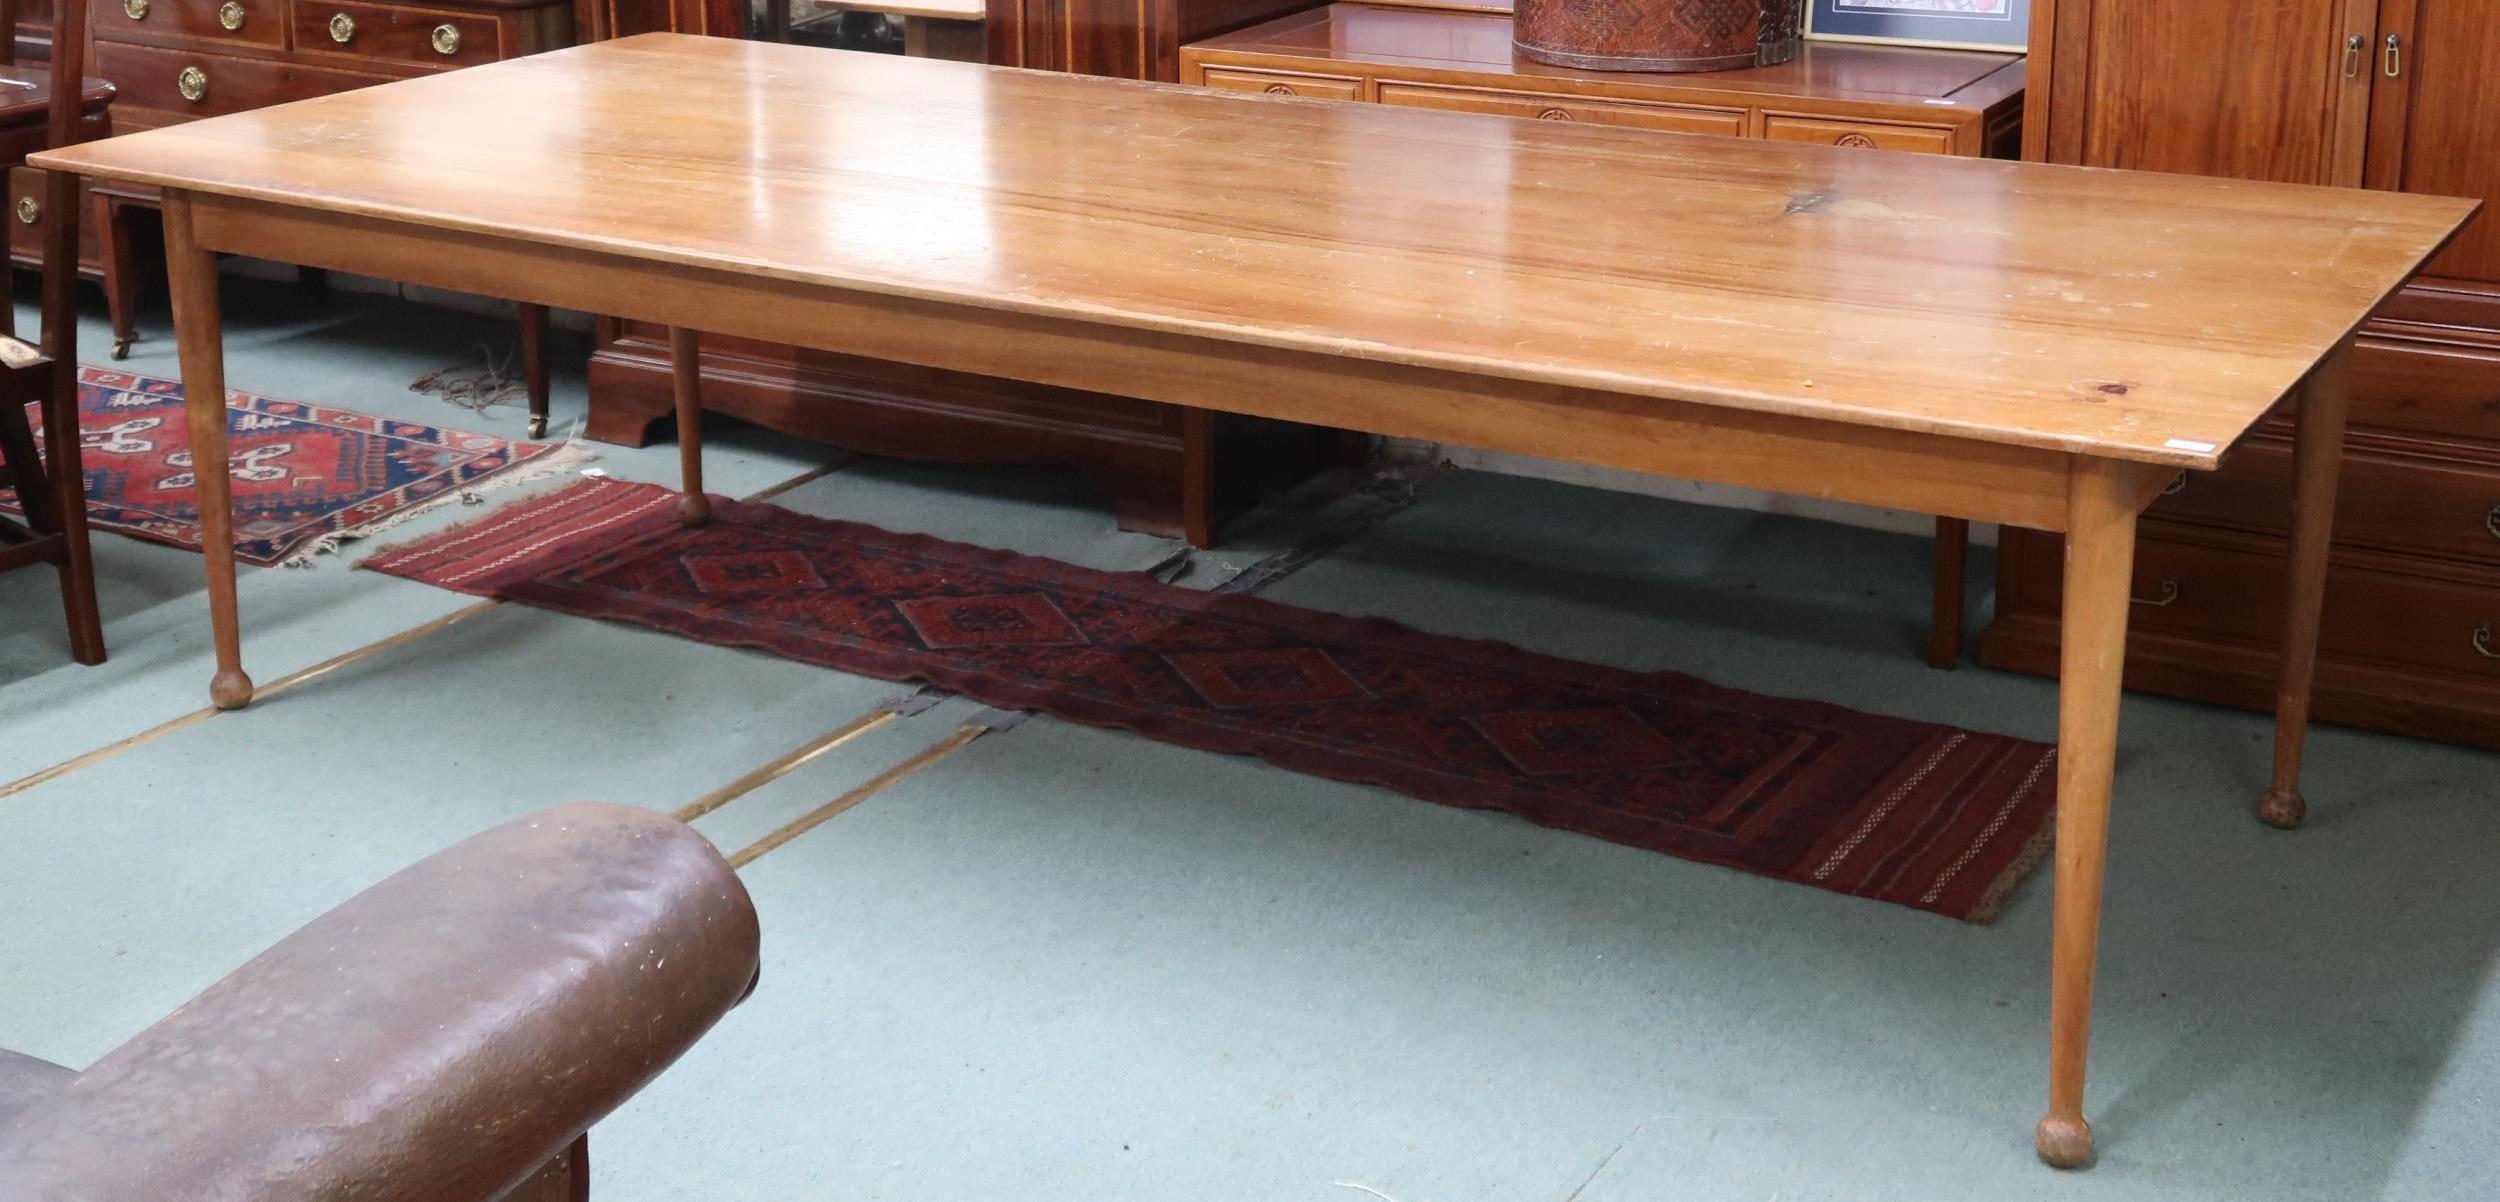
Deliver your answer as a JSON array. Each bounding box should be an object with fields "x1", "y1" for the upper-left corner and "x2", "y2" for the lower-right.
[
  {"x1": 1928, "y1": 516, "x2": 1969, "y2": 669},
  {"x1": 2036, "y1": 457, "x2": 2142, "y2": 1169},
  {"x1": 2259, "y1": 337, "x2": 2354, "y2": 829},
  {"x1": 519, "y1": 302, "x2": 552, "y2": 439},
  {"x1": 669, "y1": 326, "x2": 709, "y2": 527},
  {"x1": 164, "y1": 195, "x2": 253, "y2": 710}
]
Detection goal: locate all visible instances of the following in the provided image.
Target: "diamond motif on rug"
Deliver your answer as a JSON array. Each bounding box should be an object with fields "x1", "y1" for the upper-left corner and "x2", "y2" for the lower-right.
[
  {"x1": 1469, "y1": 706, "x2": 1684, "y2": 775},
  {"x1": 683, "y1": 550, "x2": 827, "y2": 596},
  {"x1": 897, "y1": 592, "x2": 1090, "y2": 648},
  {"x1": 1164, "y1": 646, "x2": 1373, "y2": 709},
  {"x1": 0, "y1": 367, "x2": 577, "y2": 565},
  {"x1": 365, "y1": 478, "x2": 2062, "y2": 923}
]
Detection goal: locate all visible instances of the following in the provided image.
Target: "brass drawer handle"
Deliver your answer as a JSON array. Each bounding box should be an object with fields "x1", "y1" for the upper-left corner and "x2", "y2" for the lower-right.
[
  {"x1": 2343, "y1": 32, "x2": 2364, "y2": 77},
  {"x1": 2162, "y1": 473, "x2": 2188, "y2": 498},
  {"x1": 14, "y1": 197, "x2": 38, "y2": 225},
  {"x1": 177, "y1": 65, "x2": 207, "y2": 102},
  {"x1": 122, "y1": 0, "x2": 148, "y2": 20},
  {"x1": 219, "y1": 1, "x2": 244, "y2": 30},
  {"x1": 2131, "y1": 577, "x2": 2181, "y2": 608},
  {"x1": 2384, "y1": 33, "x2": 2403, "y2": 78},
  {"x1": 329, "y1": 12, "x2": 356, "y2": 43},
  {"x1": 2485, "y1": 503, "x2": 2498, "y2": 539},
  {"x1": 1262, "y1": 83, "x2": 1293, "y2": 95},
  {"x1": 430, "y1": 22, "x2": 461, "y2": 54},
  {"x1": 2476, "y1": 624, "x2": 2499, "y2": 660},
  {"x1": 1835, "y1": 132, "x2": 1879, "y2": 148},
  {"x1": 1536, "y1": 107, "x2": 1573, "y2": 121}
]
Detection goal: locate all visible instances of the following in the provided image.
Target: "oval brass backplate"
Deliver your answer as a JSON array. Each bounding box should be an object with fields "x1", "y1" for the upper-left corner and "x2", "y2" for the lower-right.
[
  {"x1": 177, "y1": 65, "x2": 208, "y2": 102},
  {"x1": 431, "y1": 23, "x2": 461, "y2": 54},
  {"x1": 329, "y1": 12, "x2": 356, "y2": 42},
  {"x1": 219, "y1": 1, "x2": 245, "y2": 30},
  {"x1": 15, "y1": 197, "x2": 39, "y2": 226}
]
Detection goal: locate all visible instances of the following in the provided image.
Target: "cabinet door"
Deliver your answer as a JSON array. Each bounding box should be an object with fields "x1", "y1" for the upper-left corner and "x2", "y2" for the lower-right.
[
  {"x1": 2366, "y1": 0, "x2": 2500, "y2": 286},
  {"x1": 2040, "y1": 0, "x2": 2377, "y2": 184}
]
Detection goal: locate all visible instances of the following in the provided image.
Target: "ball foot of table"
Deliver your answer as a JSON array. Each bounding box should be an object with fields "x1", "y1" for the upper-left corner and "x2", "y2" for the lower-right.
[
  {"x1": 2258, "y1": 787, "x2": 2307, "y2": 829},
  {"x1": 210, "y1": 668, "x2": 256, "y2": 711},
  {"x1": 2034, "y1": 1114, "x2": 2094, "y2": 1169},
  {"x1": 676, "y1": 494, "x2": 712, "y2": 527}
]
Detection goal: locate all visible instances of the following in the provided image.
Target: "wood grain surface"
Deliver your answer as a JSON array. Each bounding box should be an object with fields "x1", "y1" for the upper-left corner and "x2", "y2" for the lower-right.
[{"x1": 34, "y1": 33, "x2": 2477, "y2": 467}]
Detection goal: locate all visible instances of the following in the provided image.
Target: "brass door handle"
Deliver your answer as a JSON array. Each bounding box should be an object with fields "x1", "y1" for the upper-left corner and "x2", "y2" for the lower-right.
[
  {"x1": 177, "y1": 65, "x2": 207, "y2": 102},
  {"x1": 2475, "y1": 624, "x2": 2499, "y2": 660},
  {"x1": 2343, "y1": 32, "x2": 2365, "y2": 77},
  {"x1": 2384, "y1": 33, "x2": 2403, "y2": 78},
  {"x1": 430, "y1": 23, "x2": 461, "y2": 54},
  {"x1": 2132, "y1": 577, "x2": 2181, "y2": 608},
  {"x1": 329, "y1": 12, "x2": 356, "y2": 43},
  {"x1": 218, "y1": 1, "x2": 244, "y2": 30}
]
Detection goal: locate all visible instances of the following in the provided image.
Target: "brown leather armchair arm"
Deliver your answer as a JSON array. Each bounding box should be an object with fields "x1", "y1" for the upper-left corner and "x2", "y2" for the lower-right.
[{"x1": 0, "y1": 803, "x2": 760, "y2": 1202}]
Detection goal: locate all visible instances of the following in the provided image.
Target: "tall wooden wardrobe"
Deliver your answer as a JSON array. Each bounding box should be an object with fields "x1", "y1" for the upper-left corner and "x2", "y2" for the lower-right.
[{"x1": 1981, "y1": 0, "x2": 2500, "y2": 747}]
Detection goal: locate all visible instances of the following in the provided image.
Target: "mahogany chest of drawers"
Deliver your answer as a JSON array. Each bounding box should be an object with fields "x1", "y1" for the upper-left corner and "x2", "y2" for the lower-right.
[
  {"x1": 8, "y1": 0, "x2": 570, "y2": 354},
  {"x1": 1181, "y1": 3, "x2": 2025, "y2": 159},
  {"x1": 90, "y1": 0, "x2": 570, "y2": 131}
]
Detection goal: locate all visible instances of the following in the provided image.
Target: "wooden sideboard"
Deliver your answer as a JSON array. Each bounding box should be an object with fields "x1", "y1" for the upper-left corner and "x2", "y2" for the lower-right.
[
  {"x1": 1980, "y1": 0, "x2": 2500, "y2": 749},
  {"x1": 1181, "y1": 4, "x2": 2023, "y2": 155},
  {"x1": 582, "y1": 0, "x2": 1334, "y2": 546},
  {"x1": 8, "y1": 0, "x2": 570, "y2": 354}
]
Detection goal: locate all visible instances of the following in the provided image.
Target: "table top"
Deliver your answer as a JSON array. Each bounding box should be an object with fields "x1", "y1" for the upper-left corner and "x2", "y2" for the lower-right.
[{"x1": 34, "y1": 34, "x2": 2477, "y2": 468}]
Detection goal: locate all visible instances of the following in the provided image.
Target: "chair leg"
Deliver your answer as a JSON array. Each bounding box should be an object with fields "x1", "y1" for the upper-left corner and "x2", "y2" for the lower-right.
[
  {"x1": 0, "y1": 387, "x2": 50, "y2": 530},
  {"x1": 1927, "y1": 516, "x2": 1969, "y2": 669},
  {"x1": 97, "y1": 192, "x2": 140, "y2": 360},
  {"x1": 43, "y1": 358, "x2": 103, "y2": 665},
  {"x1": 503, "y1": 1134, "x2": 589, "y2": 1202}
]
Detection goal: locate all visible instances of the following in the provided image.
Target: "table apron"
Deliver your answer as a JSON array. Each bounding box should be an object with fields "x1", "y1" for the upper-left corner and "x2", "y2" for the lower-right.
[{"x1": 184, "y1": 191, "x2": 2081, "y2": 532}]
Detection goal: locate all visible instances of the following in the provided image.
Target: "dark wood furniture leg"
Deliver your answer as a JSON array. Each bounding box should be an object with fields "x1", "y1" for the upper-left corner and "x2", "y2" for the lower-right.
[
  {"x1": 1928, "y1": 516, "x2": 1968, "y2": 669},
  {"x1": 163, "y1": 194, "x2": 252, "y2": 709},
  {"x1": 2259, "y1": 337, "x2": 2355, "y2": 829},
  {"x1": 97, "y1": 191, "x2": 139, "y2": 360},
  {"x1": 519, "y1": 301, "x2": 552, "y2": 438},
  {"x1": 670, "y1": 326, "x2": 709, "y2": 526}
]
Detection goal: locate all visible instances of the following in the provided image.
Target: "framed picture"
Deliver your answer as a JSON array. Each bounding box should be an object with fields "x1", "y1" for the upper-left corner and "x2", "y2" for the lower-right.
[{"x1": 1806, "y1": 0, "x2": 2031, "y2": 53}]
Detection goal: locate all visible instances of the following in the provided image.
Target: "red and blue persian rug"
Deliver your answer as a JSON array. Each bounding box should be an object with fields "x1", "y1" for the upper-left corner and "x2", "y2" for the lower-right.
[
  {"x1": 368, "y1": 477, "x2": 2058, "y2": 921},
  {"x1": 0, "y1": 367, "x2": 581, "y2": 566}
]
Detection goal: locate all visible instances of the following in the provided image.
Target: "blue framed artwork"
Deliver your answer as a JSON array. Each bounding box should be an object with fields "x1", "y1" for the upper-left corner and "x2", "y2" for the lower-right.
[{"x1": 1807, "y1": 0, "x2": 2031, "y2": 52}]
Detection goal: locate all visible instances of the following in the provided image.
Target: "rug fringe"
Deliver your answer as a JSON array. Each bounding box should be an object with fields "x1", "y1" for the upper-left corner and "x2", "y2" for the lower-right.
[{"x1": 281, "y1": 440, "x2": 597, "y2": 568}]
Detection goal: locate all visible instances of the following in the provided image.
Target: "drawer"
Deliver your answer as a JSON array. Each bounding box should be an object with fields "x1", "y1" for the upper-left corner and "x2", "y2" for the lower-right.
[
  {"x1": 1377, "y1": 82, "x2": 1742, "y2": 137},
  {"x1": 2348, "y1": 330, "x2": 2500, "y2": 445},
  {"x1": 100, "y1": 42, "x2": 390, "y2": 119},
  {"x1": 2124, "y1": 524, "x2": 2500, "y2": 684},
  {"x1": 1198, "y1": 67, "x2": 1361, "y2": 101},
  {"x1": 94, "y1": 0, "x2": 286, "y2": 52},
  {"x1": 1763, "y1": 116, "x2": 1954, "y2": 155},
  {"x1": 291, "y1": 2, "x2": 505, "y2": 72},
  {"x1": 5, "y1": 168, "x2": 105, "y2": 278},
  {"x1": 2154, "y1": 438, "x2": 2500, "y2": 568}
]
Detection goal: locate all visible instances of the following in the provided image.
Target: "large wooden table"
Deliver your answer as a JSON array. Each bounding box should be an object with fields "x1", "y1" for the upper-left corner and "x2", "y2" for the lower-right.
[{"x1": 34, "y1": 33, "x2": 2474, "y2": 1168}]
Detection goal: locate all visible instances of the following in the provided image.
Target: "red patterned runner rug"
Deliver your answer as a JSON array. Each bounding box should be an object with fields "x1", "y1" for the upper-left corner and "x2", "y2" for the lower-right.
[
  {"x1": 0, "y1": 368, "x2": 584, "y2": 566},
  {"x1": 367, "y1": 478, "x2": 2057, "y2": 921}
]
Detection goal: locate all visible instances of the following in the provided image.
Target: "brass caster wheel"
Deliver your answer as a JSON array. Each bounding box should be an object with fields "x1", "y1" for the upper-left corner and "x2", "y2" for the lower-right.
[
  {"x1": 527, "y1": 415, "x2": 549, "y2": 439},
  {"x1": 111, "y1": 337, "x2": 133, "y2": 361}
]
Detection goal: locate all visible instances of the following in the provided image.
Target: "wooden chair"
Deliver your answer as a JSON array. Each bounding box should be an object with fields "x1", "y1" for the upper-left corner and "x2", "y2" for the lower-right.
[{"x1": 0, "y1": 0, "x2": 109, "y2": 663}]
